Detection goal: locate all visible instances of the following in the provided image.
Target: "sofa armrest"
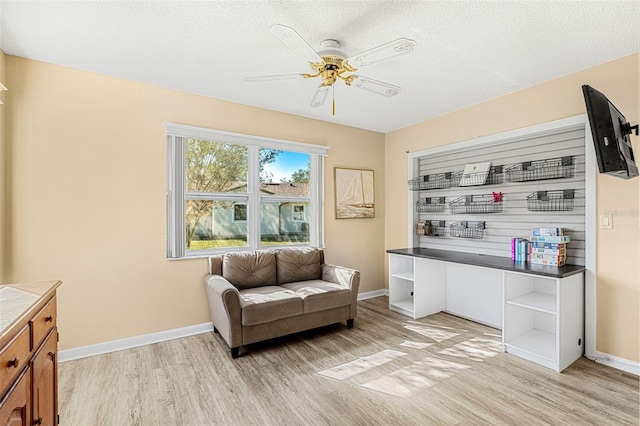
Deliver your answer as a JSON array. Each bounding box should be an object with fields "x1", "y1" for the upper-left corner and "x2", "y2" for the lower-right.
[
  {"x1": 203, "y1": 274, "x2": 242, "y2": 349},
  {"x1": 322, "y1": 264, "x2": 360, "y2": 319},
  {"x1": 322, "y1": 264, "x2": 360, "y2": 290}
]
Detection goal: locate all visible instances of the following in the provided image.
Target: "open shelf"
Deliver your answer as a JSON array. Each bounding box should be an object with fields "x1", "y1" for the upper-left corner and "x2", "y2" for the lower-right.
[
  {"x1": 505, "y1": 329, "x2": 556, "y2": 361},
  {"x1": 390, "y1": 271, "x2": 414, "y2": 281},
  {"x1": 506, "y1": 292, "x2": 556, "y2": 314},
  {"x1": 389, "y1": 298, "x2": 414, "y2": 315}
]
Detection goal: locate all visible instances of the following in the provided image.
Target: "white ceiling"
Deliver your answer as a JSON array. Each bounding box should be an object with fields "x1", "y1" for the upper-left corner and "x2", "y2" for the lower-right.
[{"x1": 1, "y1": 1, "x2": 638, "y2": 133}]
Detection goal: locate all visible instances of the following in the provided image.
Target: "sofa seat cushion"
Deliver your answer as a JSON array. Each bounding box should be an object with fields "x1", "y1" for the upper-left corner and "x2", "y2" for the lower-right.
[
  {"x1": 281, "y1": 280, "x2": 351, "y2": 314},
  {"x1": 223, "y1": 251, "x2": 277, "y2": 289},
  {"x1": 275, "y1": 247, "x2": 323, "y2": 285},
  {"x1": 239, "y1": 286, "x2": 303, "y2": 326}
]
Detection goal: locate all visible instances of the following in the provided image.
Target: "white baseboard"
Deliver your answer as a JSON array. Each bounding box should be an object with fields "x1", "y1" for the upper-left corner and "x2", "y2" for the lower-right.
[
  {"x1": 60, "y1": 290, "x2": 388, "y2": 363},
  {"x1": 588, "y1": 351, "x2": 640, "y2": 376},
  {"x1": 357, "y1": 289, "x2": 388, "y2": 300},
  {"x1": 58, "y1": 322, "x2": 214, "y2": 363}
]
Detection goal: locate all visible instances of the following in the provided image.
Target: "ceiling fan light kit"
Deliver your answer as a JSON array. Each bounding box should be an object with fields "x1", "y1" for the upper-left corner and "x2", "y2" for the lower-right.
[{"x1": 245, "y1": 24, "x2": 416, "y2": 115}]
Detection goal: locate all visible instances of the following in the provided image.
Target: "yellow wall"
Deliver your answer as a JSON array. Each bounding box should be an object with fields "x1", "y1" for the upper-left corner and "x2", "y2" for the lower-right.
[
  {"x1": 0, "y1": 50, "x2": 5, "y2": 277},
  {"x1": 3, "y1": 56, "x2": 385, "y2": 350},
  {"x1": 385, "y1": 54, "x2": 639, "y2": 362}
]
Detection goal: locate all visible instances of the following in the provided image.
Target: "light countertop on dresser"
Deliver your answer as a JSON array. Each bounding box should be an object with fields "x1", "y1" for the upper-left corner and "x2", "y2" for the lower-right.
[{"x1": 0, "y1": 280, "x2": 62, "y2": 342}]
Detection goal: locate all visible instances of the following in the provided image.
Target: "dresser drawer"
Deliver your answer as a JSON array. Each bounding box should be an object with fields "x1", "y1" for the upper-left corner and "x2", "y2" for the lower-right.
[
  {"x1": 30, "y1": 297, "x2": 57, "y2": 351},
  {"x1": 0, "y1": 325, "x2": 30, "y2": 398},
  {"x1": 0, "y1": 366, "x2": 30, "y2": 425}
]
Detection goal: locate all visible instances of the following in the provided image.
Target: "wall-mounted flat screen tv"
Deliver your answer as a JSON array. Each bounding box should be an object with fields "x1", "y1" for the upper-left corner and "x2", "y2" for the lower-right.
[{"x1": 582, "y1": 84, "x2": 638, "y2": 179}]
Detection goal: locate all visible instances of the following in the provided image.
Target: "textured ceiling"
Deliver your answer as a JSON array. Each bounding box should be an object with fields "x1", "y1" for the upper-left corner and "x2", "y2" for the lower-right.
[{"x1": 1, "y1": 1, "x2": 638, "y2": 133}]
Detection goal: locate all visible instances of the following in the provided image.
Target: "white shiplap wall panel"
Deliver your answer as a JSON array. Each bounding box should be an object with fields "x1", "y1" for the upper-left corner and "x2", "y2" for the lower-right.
[{"x1": 413, "y1": 127, "x2": 585, "y2": 265}]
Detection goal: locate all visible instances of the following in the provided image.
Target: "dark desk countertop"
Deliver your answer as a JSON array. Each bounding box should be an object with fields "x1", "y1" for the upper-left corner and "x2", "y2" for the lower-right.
[{"x1": 387, "y1": 247, "x2": 585, "y2": 279}]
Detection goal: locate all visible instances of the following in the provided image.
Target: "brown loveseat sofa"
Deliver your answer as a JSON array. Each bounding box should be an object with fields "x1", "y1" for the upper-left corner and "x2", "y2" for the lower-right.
[{"x1": 204, "y1": 247, "x2": 360, "y2": 358}]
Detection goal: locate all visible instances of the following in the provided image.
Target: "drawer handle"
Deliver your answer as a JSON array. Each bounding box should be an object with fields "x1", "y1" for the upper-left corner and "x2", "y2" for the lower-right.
[
  {"x1": 45, "y1": 315, "x2": 53, "y2": 322},
  {"x1": 34, "y1": 417, "x2": 42, "y2": 425},
  {"x1": 7, "y1": 357, "x2": 19, "y2": 368}
]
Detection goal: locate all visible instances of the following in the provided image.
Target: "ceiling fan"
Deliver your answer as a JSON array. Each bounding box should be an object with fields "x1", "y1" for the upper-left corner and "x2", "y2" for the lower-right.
[{"x1": 245, "y1": 24, "x2": 417, "y2": 115}]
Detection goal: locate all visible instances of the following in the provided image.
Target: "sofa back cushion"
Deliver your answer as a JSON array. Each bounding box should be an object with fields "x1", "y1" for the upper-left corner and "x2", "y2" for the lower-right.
[
  {"x1": 275, "y1": 247, "x2": 323, "y2": 285},
  {"x1": 222, "y1": 251, "x2": 277, "y2": 289}
]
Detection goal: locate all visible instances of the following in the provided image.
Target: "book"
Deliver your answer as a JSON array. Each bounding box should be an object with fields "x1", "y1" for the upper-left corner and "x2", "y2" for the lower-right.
[
  {"x1": 511, "y1": 238, "x2": 529, "y2": 262},
  {"x1": 531, "y1": 253, "x2": 566, "y2": 261},
  {"x1": 529, "y1": 235, "x2": 570, "y2": 243},
  {"x1": 530, "y1": 242, "x2": 567, "y2": 250},
  {"x1": 530, "y1": 258, "x2": 566, "y2": 266},
  {"x1": 531, "y1": 247, "x2": 566, "y2": 255},
  {"x1": 532, "y1": 227, "x2": 565, "y2": 236}
]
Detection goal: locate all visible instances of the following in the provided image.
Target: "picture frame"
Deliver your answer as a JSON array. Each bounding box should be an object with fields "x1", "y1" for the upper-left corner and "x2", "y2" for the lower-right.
[{"x1": 334, "y1": 167, "x2": 375, "y2": 219}]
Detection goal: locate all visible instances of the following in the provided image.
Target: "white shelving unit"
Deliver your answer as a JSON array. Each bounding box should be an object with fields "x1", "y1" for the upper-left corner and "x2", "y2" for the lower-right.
[
  {"x1": 388, "y1": 254, "x2": 415, "y2": 317},
  {"x1": 503, "y1": 271, "x2": 584, "y2": 372},
  {"x1": 388, "y1": 254, "x2": 446, "y2": 319},
  {"x1": 387, "y1": 250, "x2": 584, "y2": 372}
]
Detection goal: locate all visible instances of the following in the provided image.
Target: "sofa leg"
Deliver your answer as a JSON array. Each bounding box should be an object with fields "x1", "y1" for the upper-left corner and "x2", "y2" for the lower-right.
[
  {"x1": 347, "y1": 319, "x2": 354, "y2": 329},
  {"x1": 213, "y1": 326, "x2": 219, "y2": 334},
  {"x1": 230, "y1": 347, "x2": 240, "y2": 359}
]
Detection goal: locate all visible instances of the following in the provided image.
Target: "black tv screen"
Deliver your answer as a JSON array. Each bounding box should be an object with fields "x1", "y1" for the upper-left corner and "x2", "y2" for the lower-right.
[{"x1": 582, "y1": 85, "x2": 638, "y2": 179}]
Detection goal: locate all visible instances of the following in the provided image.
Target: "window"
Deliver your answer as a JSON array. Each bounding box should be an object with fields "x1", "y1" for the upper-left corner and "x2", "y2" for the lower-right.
[
  {"x1": 166, "y1": 123, "x2": 327, "y2": 258},
  {"x1": 293, "y1": 205, "x2": 305, "y2": 221},
  {"x1": 233, "y1": 204, "x2": 247, "y2": 222}
]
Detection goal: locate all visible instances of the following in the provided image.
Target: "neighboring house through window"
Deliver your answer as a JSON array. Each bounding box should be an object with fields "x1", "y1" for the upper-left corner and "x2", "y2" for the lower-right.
[{"x1": 166, "y1": 123, "x2": 327, "y2": 258}]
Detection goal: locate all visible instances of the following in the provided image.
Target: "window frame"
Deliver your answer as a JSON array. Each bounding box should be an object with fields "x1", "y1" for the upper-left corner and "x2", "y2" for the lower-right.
[{"x1": 166, "y1": 123, "x2": 327, "y2": 259}]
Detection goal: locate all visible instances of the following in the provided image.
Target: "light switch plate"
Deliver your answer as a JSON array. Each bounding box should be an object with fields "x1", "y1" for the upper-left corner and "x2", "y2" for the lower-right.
[{"x1": 600, "y1": 214, "x2": 613, "y2": 230}]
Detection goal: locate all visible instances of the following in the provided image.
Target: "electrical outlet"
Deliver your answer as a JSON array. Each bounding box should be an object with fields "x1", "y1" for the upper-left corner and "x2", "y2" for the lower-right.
[{"x1": 600, "y1": 214, "x2": 613, "y2": 230}]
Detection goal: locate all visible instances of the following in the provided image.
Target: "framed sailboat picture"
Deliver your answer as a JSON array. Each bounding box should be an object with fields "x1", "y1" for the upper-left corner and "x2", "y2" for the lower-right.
[{"x1": 334, "y1": 167, "x2": 375, "y2": 219}]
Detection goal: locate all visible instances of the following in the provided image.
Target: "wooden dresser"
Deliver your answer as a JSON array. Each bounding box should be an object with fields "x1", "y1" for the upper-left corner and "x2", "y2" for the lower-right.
[{"x1": 0, "y1": 280, "x2": 61, "y2": 426}]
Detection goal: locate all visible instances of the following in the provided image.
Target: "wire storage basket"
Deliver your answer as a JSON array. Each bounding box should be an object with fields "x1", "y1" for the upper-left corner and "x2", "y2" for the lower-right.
[
  {"x1": 449, "y1": 194, "x2": 504, "y2": 214},
  {"x1": 449, "y1": 221, "x2": 485, "y2": 239},
  {"x1": 505, "y1": 156, "x2": 574, "y2": 182},
  {"x1": 485, "y1": 165, "x2": 504, "y2": 185},
  {"x1": 527, "y1": 189, "x2": 575, "y2": 212},
  {"x1": 408, "y1": 171, "x2": 462, "y2": 191},
  {"x1": 416, "y1": 220, "x2": 447, "y2": 237},
  {"x1": 416, "y1": 197, "x2": 446, "y2": 213},
  {"x1": 460, "y1": 165, "x2": 504, "y2": 186}
]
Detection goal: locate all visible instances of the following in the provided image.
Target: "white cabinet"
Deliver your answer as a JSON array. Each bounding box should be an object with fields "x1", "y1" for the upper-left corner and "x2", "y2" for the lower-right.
[
  {"x1": 503, "y1": 271, "x2": 584, "y2": 372},
  {"x1": 445, "y1": 263, "x2": 502, "y2": 328},
  {"x1": 387, "y1": 250, "x2": 585, "y2": 372},
  {"x1": 388, "y1": 254, "x2": 445, "y2": 319}
]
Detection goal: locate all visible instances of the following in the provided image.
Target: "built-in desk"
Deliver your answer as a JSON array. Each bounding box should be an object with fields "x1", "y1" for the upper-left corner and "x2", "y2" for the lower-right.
[{"x1": 387, "y1": 248, "x2": 585, "y2": 372}]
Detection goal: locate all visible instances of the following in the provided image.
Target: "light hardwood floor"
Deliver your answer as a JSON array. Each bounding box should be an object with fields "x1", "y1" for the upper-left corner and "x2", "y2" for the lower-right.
[{"x1": 58, "y1": 297, "x2": 639, "y2": 425}]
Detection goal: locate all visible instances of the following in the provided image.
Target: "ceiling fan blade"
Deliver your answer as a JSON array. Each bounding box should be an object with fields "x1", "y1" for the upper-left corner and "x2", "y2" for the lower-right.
[
  {"x1": 244, "y1": 73, "x2": 305, "y2": 82},
  {"x1": 271, "y1": 24, "x2": 324, "y2": 64},
  {"x1": 346, "y1": 38, "x2": 416, "y2": 68},
  {"x1": 310, "y1": 86, "x2": 330, "y2": 107},
  {"x1": 353, "y1": 76, "x2": 401, "y2": 97}
]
